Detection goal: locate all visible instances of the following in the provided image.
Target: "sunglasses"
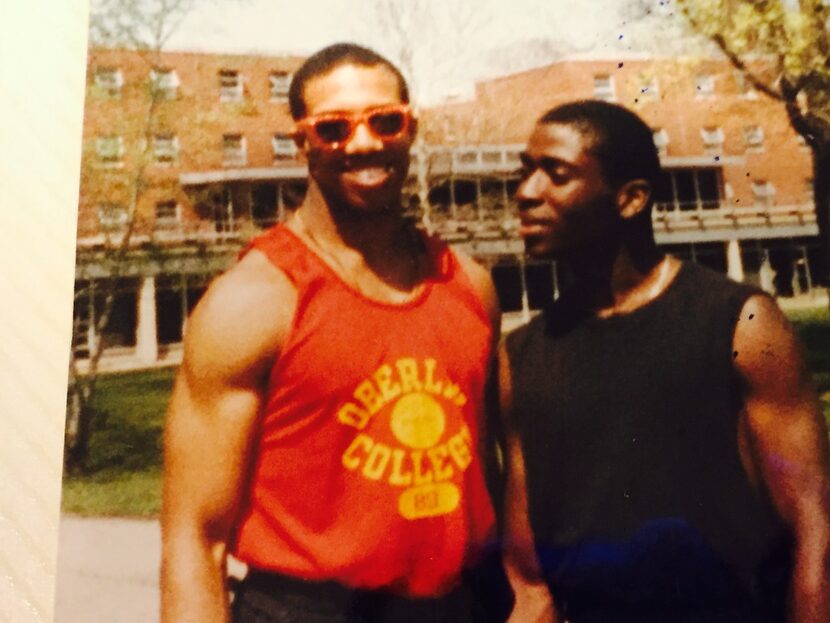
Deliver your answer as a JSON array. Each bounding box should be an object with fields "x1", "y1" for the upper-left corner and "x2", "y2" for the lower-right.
[{"x1": 297, "y1": 104, "x2": 412, "y2": 150}]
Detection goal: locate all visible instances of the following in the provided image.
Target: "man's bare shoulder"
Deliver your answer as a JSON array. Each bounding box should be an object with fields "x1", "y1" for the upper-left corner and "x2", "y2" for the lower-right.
[{"x1": 183, "y1": 249, "x2": 297, "y2": 381}]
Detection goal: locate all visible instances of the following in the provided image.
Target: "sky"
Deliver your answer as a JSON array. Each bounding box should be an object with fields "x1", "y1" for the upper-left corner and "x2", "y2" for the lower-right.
[{"x1": 162, "y1": 0, "x2": 688, "y2": 102}]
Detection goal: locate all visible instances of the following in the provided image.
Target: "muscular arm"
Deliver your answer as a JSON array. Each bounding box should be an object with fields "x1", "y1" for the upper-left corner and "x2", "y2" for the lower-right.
[
  {"x1": 160, "y1": 252, "x2": 295, "y2": 623},
  {"x1": 499, "y1": 342, "x2": 557, "y2": 623},
  {"x1": 733, "y1": 294, "x2": 830, "y2": 623}
]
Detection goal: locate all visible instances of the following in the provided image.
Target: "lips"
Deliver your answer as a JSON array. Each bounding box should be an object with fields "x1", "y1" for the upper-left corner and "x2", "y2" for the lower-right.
[{"x1": 518, "y1": 217, "x2": 553, "y2": 238}]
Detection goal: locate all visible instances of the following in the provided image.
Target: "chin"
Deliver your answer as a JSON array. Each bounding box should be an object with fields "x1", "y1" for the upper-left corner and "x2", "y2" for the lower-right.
[{"x1": 523, "y1": 238, "x2": 557, "y2": 259}]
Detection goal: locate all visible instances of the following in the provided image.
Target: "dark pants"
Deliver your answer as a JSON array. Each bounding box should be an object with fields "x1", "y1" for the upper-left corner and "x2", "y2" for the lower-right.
[{"x1": 232, "y1": 557, "x2": 513, "y2": 623}]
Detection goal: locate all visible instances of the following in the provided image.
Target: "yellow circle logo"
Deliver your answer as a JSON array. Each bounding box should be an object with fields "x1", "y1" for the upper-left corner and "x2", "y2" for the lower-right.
[{"x1": 390, "y1": 392, "x2": 446, "y2": 449}]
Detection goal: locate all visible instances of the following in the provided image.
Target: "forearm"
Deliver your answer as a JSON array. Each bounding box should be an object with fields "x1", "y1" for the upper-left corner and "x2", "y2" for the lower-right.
[
  {"x1": 504, "y1": 558, "x2": 558, "y2": 623},
  {"x1": 161, "y1": 529, "x2": 231, "y2": 623},
  {"x1": 789, "y1": 537, "x2": 830, "y2": 623}
]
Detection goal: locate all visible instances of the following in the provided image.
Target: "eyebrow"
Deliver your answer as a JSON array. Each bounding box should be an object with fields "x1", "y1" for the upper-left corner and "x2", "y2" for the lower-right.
[{"x1": 519, "y1": 152, "x2": 575, "y2": 172}]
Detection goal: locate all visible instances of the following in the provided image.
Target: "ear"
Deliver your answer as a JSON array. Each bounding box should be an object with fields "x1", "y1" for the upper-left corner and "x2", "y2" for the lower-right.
[
  {"x1": 616, "y1": 179, "x2": 651, "y2": 220},
  {"x1": 408, "y1": 115, "x2": 419, "y2": 141},
  {"x1": 292, "y1": 127, "x2": 306, "y2": 151}
]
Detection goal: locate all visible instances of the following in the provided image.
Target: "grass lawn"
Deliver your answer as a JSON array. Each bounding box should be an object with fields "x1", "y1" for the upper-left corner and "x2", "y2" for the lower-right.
[
  {"x1": 789, "y1": 306, "x2": 830, "y2": 422},
  {"x1": 61, "y1": 306, "x2": 830, "y2": 518},
  {"x1": 61, "y1": 367, "x2": 175, "y2": 517}
]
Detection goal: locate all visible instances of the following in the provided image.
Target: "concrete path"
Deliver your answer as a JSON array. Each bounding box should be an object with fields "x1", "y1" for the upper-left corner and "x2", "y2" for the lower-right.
[{"x1": 53, "y1": 516, "x2": 160, "y2": 623}]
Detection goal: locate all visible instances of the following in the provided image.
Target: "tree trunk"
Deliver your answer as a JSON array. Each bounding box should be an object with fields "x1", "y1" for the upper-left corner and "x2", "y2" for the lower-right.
[{"x1": 65, "y1": 379, "x2": 93, "y2": 474}]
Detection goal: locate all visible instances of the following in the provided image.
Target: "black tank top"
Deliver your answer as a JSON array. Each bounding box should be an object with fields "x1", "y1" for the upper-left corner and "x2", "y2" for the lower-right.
[{"x1": 506, "y1": 262, "x2": 791, "y2": 623}]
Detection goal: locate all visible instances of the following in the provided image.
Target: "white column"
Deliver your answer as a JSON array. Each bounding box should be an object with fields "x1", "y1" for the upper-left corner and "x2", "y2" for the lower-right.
[
  {"x1": 759, "y1": 251, "x2": 775, "y2": 294},
  {"x1": 136, "y1": 275, "x2": 158, "y2": 364},
  {"x1": 519, "y1": 256, "x2": 530, "y2": 323},
  {"x1": 726, "y1": 239, "x2": 744, "y2": 282}
]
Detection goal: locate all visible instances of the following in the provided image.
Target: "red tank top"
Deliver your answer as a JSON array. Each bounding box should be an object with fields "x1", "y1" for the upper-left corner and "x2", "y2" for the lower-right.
[{"x1": 232, "y1": 224, "x2": 496, "y2": 597}]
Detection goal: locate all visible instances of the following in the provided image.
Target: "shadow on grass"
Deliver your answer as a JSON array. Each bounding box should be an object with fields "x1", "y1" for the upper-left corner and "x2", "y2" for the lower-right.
[{"x1": 84, "y1": 367, "x2": 175, "y2": 474}]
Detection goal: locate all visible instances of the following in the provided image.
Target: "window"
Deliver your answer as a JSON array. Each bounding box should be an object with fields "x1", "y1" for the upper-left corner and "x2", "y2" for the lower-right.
[
  {"x1": 700, "y1": 126, "x2": 724, "y2": 153},
  {"x1": 219, "y1": 70, "x2": 243, "y2": 102},
  {"x1": 652, "y1": 128, "x2": 669, "y2": 156},
  {"x1": 97, "y1": 203, "x2": 128, "y2": 231},
  {"x1": 272, "y1": 133, "x2": 296, "y2": 159},
  {"x1": 96, "y1": 135, "x2": 124, "y2": 165},
  {"x1": 222, "y1": 134, "x2": 246, "y2": 165},
  {"x1": 752, "y1": 180, "x2": 776, "y2": 207},
  {"x1": 695, "y1": 73, "x2": 715, "y2": 96},
  {"x1": 653, "y1": 168, "x2": 722, "y2": 212},
  {"x1": 269, "y1": 71, "x2": 291, "y2": 101},
  {"x1": 743, "y1": 125, "x2": 764, "y2": 151},
  {"x1": 150, "y1": 68, "x2": 179, "y2": 99},
  {"x1": 154, "y1": 200, "x2": 180, "y2": 228},
  {"x1": 804, "y1": 178, "x2": 814, "y2": 203},
  {"x1": 94, "y1": 67, "x2": 122, "y2": 97},
  {"x1": 593, "y1": 75, "x2": 615, "y2": 101},
  {"x1": 482, "y1": 149, "x2": 503, "y2": 165},
  {"x1": 152, "y1": 134, "x2": 179, "y2": 164},
  {"x1": 456, "y1": 150, "x2": 479, "y2": 164}
]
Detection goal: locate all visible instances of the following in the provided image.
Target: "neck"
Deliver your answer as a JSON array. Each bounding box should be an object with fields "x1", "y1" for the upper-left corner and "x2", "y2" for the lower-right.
[
  {"x1": 298, "y1": 181, "x2": 409, "y2": 259},
  {"x1": 288, "y1": 183, "x2": 425, "y2": 299},
  {"x1": 563, "y1": 233, "x2": 675, "y2": 316}
]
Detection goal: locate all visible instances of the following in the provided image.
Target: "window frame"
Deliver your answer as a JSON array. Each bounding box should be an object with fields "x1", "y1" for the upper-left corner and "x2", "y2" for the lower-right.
[
  {"x1": 219, "y1": 69, "x2": 243, "y2": 102},
  {"x1": 269, "y1": 71, "x2": 291, "y2": 102},
  {"x1": 222, "y1": 133, "x2": 247, "y2": 166}
]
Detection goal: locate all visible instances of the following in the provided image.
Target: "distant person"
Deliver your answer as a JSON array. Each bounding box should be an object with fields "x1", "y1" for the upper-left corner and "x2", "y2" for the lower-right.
[
  {"x1": 161, "y1": 43, "x2": 508, "y2": 623},
  {"x1": 501, "y1": 100, "x2": 830, "y2": 623}
]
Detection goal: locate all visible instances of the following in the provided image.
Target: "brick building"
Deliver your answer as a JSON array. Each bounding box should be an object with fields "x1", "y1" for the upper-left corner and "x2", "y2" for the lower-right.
[{"x1": 73, "y1": 49, "x2": 818, "y2": 369}]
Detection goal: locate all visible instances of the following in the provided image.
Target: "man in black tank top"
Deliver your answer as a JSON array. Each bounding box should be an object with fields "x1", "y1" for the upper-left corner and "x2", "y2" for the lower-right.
[{"x1": 500, "y1": 100, "x2": 830, "y2": 623}]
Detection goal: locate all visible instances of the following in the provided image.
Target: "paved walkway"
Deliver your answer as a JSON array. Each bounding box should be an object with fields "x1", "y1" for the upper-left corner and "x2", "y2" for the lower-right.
[{"x1": 54, "y1": 516, "x2": 161, "y2": 623}]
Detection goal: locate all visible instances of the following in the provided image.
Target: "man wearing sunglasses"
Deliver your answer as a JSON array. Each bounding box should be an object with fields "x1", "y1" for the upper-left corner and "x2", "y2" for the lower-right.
[
  {"x1": 161, "y1": 43, "x2": 508, "y2": 623},
  {"x1": 501, "y1": 100, "x2": 830, "y2": 622}
]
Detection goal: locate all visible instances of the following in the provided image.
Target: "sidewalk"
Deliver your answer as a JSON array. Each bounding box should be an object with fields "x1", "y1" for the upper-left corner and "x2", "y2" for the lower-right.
[{"x1": 53, "y1": 516, "x2": 160, "y2": 623}]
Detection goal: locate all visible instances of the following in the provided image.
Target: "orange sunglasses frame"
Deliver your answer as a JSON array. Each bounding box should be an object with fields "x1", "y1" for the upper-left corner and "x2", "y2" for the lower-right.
[{"x1": 296, "y1": 104, "x2": 413, "y2": 151}]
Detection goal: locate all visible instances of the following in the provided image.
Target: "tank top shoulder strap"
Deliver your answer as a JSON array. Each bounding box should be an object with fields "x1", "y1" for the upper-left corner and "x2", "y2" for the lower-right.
[
  {"x1": 239, "y1": 223, "x2": 329, "y2": 290},
  {"x1": 424, "y1": 234, "x2": 491, "y2": 326}
]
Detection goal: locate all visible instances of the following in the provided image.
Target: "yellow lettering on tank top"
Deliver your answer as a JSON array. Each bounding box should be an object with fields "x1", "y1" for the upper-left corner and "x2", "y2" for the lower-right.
[
  {"x1": 374, "y1": 364, "x2": 402, "y2": 403},
  {"x1": 337, "y1": 402, "x2": 371, "y2": 429},
  {"x1": 448, "y1": 426, "x2": 473, "y2": 470},
  {"x1": 362, "y1": 442, "x2": 392, "y2": 481},
  {"x1": 395, "y1": 358, "x2": 423, "y2": 393},
  {"x1": 335, "y1": 358, "x2": 480, "y2": 520},
  {"x1": 388, "y1": 448, "x2": 413, "y2": 486},
  {"x1": 354, "y1": 380, "x2": 384, "y2": 415},
  {"x1": 411, "y1": 450, "x2": 434, "y2": 485},
  {"x1": 423, "y1": 358, "x2": 443, "y2": 394},
  {"x1": 426, "y1": 444, "x2": 454, "y2": 482},
  {"x1": 342, "y1": 434, "x2": 373, "y2": 470},
  {"x1": 399, "y1": 483, "x2": 461, "y2": 520}
]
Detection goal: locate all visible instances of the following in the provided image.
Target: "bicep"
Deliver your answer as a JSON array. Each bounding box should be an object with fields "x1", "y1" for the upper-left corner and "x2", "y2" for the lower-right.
[
  {"x1": 162, "y1": 364, "x2": 263, "y2": 540},
  {"x1": 162, "y1": 261, "x2": 290, "y2": 542},
  {"x1": 734, "y1": 295, "x2": 830, "y2": 529}
]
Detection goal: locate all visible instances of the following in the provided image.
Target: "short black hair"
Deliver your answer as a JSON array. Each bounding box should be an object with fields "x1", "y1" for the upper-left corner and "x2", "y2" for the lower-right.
[
  {"x1": 288, "y1": 43, "x2": 409, "y2": 120},
  {"x1": 539, "y1": 100, "x2": 662, "y2": 191}
]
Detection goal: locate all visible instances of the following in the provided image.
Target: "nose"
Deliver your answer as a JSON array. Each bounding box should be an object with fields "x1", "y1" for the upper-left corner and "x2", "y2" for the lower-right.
[
  {"x1": 344, "y1": 120, "x2": 383, "y2": 154},
  {"x1": 516, "y1": 169, "x2": 545, "y2": 210}
]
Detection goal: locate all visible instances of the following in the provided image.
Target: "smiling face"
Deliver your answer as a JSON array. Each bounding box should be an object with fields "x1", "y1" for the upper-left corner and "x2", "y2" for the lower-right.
[
  {"x1": 298, "y1": 63, "x2": 415, "y2": 214},
  {"x1": 516, "y1": 122, "x2": 620, "y2": 259}
]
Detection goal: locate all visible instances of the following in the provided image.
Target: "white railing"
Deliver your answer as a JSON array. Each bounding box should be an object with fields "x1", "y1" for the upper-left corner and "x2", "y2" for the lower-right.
[{"x1": 76, "y1": 202, "x2": 816, "y2": 249}]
